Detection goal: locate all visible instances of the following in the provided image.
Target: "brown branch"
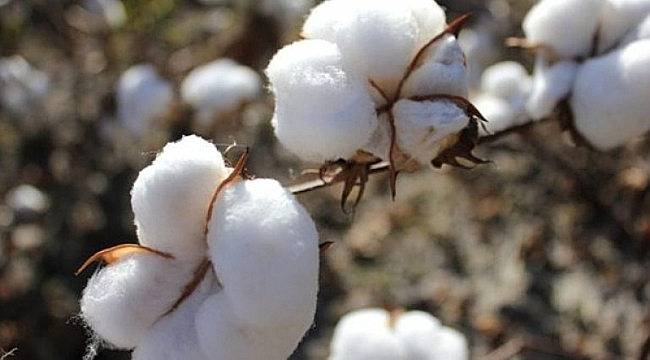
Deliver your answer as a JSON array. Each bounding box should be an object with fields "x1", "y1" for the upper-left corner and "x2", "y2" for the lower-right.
[{"x1": 481, "y1": 335, "x2": 589, "y2": 360}]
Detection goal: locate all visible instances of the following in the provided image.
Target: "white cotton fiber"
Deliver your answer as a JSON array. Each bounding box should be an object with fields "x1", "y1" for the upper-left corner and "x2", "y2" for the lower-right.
[
  {"x1": 207, "y1": 178, "x2": 318, "y2": 331},
  {"x1": 473, "y1": 94, "x2": 517, "y2": 135},
  {"x1": 329, "y1": 309, "x2": 469, "y2": 360},
  {"x1": 131, "y1": 270, "x2": 216, "y2": 360},
  {"x1": 115, "y1": 64, "x2": 174, "y2": 136},
  {"x1": 267, "y1": 39, "x2": 377, "y2": 162},
  {"x1": 570, "y1": 39, "x2": 650, "y2": 149},
  {"x1": 393, "y1": 99, "x2": 470, "y2": 166},
  {"x1": 522, "y1": 0, "x2": 605, "y2": 58},
  {"x1": 480, "y1": 61, "x2": 531, "y2": 100},
  {"x1": 402, "y1": 35, "x2": 469, "y2": 98},
  {"x1": 180, "y1": 59, "x2": 261, "y2": 125},
  {"x1": 80, "y1": 254, "x2": 192, "y2": 349},
  {"x1": 329, "y1": 309, "x2": 407, "y2": 360},
  {"x1": 598, "y1": 0, "x2": 650, "y2": 52},
  {"x1": 131, "y1": 135, "x2": 230, "y2": 261},
  {"x1": 302, "y1": 0, "x2": 418, "y2": 93},
  {"x1": 526, "y1": 58, "x2": 579, "y2": 120},
  {"x1": 402, "y1": 0, "x2": 447, "y2": 53},
  {"x1": 195, "y1": 292, "x2": 308, "y2": 360}
]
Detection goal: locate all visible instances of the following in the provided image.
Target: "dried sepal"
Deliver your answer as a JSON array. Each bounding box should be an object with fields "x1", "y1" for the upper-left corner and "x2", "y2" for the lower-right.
[
  {"x1": 75, "y1": 244, "x2": 174, "y2": 275},
  {"x1": 431, "y1": 117, "x2": 489, "y2": 169},
  {"x1": 319, "y1": 241, "x2": 334, "y2": 255}
]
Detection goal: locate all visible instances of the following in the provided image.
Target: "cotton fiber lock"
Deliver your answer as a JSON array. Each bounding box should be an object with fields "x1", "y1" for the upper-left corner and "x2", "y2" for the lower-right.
[
  {"x1": 79, "y1": 135, "x2": 319, "y2": 360},
  {"x1": 266, "y1": 0, "x2": 486, "y2": 200}
]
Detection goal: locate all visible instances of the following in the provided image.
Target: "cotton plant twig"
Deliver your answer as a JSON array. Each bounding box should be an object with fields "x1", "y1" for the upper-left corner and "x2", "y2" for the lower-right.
[{"x1": 0, "y1": 348, "x2": 17, "y2": 360}]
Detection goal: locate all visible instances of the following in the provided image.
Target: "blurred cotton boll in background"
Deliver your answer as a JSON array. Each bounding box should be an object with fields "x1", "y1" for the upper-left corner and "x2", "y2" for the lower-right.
[
  {"x1": 329, "y1": 308, "x2": 469, "y2": 360},
  {"x1": 114, "y1": 64, "x2": 175, "y2": 137},
  {"x1": 180, "y1": 58, "x2": 262, "y2": 132},
  {"x1": 79, "y1": 135, "x2": 319, "y2": 360}
]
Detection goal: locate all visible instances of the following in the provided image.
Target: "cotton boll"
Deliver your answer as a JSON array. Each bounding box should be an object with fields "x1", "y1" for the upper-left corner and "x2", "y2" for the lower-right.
[
  {"x1": 522, "y1": 0, "x2": 605, "y2": 58},
  {"x1": 473, "y1": 94, "x2": 517, "y2": 135},
  {"x1": 207, "y1": 179, "x2": 318, "y2": 331},
  {"x1": 80, "y1": 254, "x2": 193, "y2": 349},
  {"x1": 303, "y1": 0, "x2": 419, "y2": 94},
  {"x1": 480, "y1": 61, "x2": 531, "y2": 101},
  {"x1": 329, "y1": 309, "x2": 407, "y2": 360},
  {"x1": 131, "y1": 270, "x2": 217, "y2": 360},
  {"x1": 427, "y1": 327, "x2": 470, "y2": 360},
  {"x1": 115, "y1": 64, "x2": 175, "y2": 136},
  {"x1": 5, "y1": 184, "x2": 50, "y2": 216},
  {"x1": 598, "y1": 0, "x2": 650, "y2": 52},
  {"x1": 401, "y1": 35, "x2": 469, "y2": 98},
  {"x1": 393, "y1": 99, "x2": 470, "y2": 166},
  {"x1": 393, "y1": 311, "x2": 442, "y2": 359},
  {"x1": 526, "y1": 58, "x2": 579, "y2": 120},
  {"x1": 180, "y1": 59, "x2": 261, "y2": 126},
  {"x1": 571, "y1": 39, "x2": 650, "y2": 149},
  {"x1": 267, "y1": 39, "x2": 377, "y2": 163},
  {"x1": 131, "y1": 135, "x2": 230, "y2": 261}
]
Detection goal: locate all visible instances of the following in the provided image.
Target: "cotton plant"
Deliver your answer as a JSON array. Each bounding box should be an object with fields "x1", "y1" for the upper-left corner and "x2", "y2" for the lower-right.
[
  {"x1": 266, "y1": 0, "x2": 487, "y2": 204},
  {"x1": 180, "y1": 58, "x2": 262, "y2": 129},
  {"x1": 328, "y1": 308, "x2": 469, "y2": 360},
  {"x1": 513, "y1": 0, "x2": 650, "y2": 149},
  {"x1": 77, "y1": 135, "x2": 319, "y2": 360},
  {"x1": 115, "y1": 64, "x2": 175, "y2": 137}
]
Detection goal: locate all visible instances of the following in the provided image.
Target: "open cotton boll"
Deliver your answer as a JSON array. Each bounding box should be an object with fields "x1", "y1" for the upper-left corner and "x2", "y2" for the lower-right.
[
  {"x1": 473, "y1": 94, "x2": 517, "y2": 135},
  {"x1": 115, "y1": 64, "x2": 175, "y2": 136},
  {"x1": 597, "y1": 0, "x2": 650, "y2": 52},
  {"x1": 131, "y1": 271, "x2": 217, "y2": 360},
  {"x1": 526, "y1": 58, "x2": 579, "y2": 120},
  {"x1": 207, "y1": 178, "x2": 318, "y2": 330},
  {"x1": 570, "y1": 39, "x2": 650, "y2": 149},
  {"x1": 180, "y1": 59, "x2": 261, "y2": 126},
  {"x1": 393, "y1": 99, "x2": 470, "y2": 166},
  {"x1": 80, "y1": 254, "x2": 192, "y2": 349},
  {"x1": 480, "y1": 61, "x2": 531, "y2": 101},
  {"x1": 522, "y1": 0, "x2": 605, "y2": 58},
  {"x1": 267, "y1": 39, "x2": 377, "y2": 163},
  {"x1": 131, "y1": 135, "x2": 230, "y2": 261},
  {"x1": 401, "y1": 35, "x2": 469, "y2": 98},
  {"x1": 329, "y1": 309, "x2": 408, "y2": 360},
  {"x1": 302, "y1": 0, "x2": 419, "y2": 93},
  {"x1": 393, "y1": 311, "x2": 442, "y2": 359}
]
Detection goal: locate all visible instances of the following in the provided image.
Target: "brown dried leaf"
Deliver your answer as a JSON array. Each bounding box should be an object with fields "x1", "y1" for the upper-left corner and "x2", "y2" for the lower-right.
[{"x1": 75, "y1": 244, "x2": 174, "y2": 275}]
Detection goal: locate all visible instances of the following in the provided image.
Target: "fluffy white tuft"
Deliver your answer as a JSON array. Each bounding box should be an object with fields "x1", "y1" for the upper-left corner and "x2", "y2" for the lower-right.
[
  {"x1": 267, "y1": 39, "x2": 377, "y2": 162},
  {"x1": 598, "y1": 0, "x2": 650, "y2": 52},
  {"x1": 207, "y1": 178, "x2": 318, "y2": 331},
  {"x1": 115, "y1": 64, "x2": 175, "y2": 136},
  {"x1": 393, "y1": 99, "x2": 470, "y2": 166},
  {"x1": 522, "y1": 0, "x2": 604, "y2": 58},
  {"x1": 480, "y1": 61, "x2": 531, "y2": 101},
  {"x1": 0, "y1": 55, "x2": 50, "y2": 115},
  {"x1": 473, "y1": 94, "x2": 517, "y2": 135},
  {"x1": 180, "y1": 59, "x2": 261, "y2": 125},
  {"x1": 131, "y1": 135, "x2": 230, "y2": 261},
  {"x1": 402, "y1": 35, "x2": 469, "y2": 98},
  {"x1": 329, "y1": 309, "x2": 468, "y2": 360},
  {"x1": 131, "y1": 271, "x2": 217, "y2": 360},
  {"x1": 571, "y1": 39, "x2": 650, "y2": 149},
  {"x1": 80, "y1": 254, "x2": 192, "y2": 349},
  {"x1": 526, "y1": 58, "x2": 579, "y2": 120}
]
